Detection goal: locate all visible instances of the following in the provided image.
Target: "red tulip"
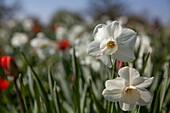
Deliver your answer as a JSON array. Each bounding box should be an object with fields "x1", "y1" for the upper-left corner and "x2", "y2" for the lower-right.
[
  {"x1": 0, "y1": 56, "x2": 19, "y2": 77},
  {"x1": 0, "y1": 77, "x2": 9, "y2": 92},
  {"x1": 58, "y1": 39, "x2": 69, "y2": 51}
]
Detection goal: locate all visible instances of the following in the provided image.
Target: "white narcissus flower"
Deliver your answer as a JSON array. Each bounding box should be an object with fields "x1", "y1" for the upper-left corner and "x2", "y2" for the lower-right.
[
  {"x1": 87, "y1": 21, "x2": 136, "y2": 67},
  {"x1": 11, "y1": 32, "x2": 28, "y2": 47},
  {"x1": 102, "y1": 66, "x2": 154, "y2": 111}
]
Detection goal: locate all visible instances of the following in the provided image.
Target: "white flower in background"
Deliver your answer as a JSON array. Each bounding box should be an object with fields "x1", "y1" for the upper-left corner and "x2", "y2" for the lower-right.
[
  {"x1": 75, "y1": 32, "x2": 96, "y2": 64},
  {"x1": 30, "y1": 32, "x2": 55, "y2": 59},
  {"x1": 117, "y1": 16, "x2": 128, "y2": 25},
  {"x1": 102, "y1": 66, "x2": 154, "y2": 111},
  {"x1": 138, "y1": 33, "x2": 152, "y2": 58},
  {"x1": 75, "y1": 33, "x2": 91, "y2": 57},
  {"x1": 22, "y1": 19, "x2": 33, "y2": 31},
  {"x1": 69, "y1": 25, "x2": 85, "y2": 45},
  {"x1": 87, "y1": 21, "x2": 136, "y2": 67},
  {"x1": 135, "y1": 33, "x2": 153, "y2": 76},
  {"x1": 134, "y1": 36, "x2": 141, "y2": 50},
  {"x1": 55, "y1": 26, "x2": 68, "y2": 40},
  {"x1": 11, "y1": 32, "x2": 28, "y2": 47},
  {"x1": 30, "y1": 32, "x2": 50, "y2": 48},
  {"x1": 74, "y1": 34, "x2": 101, "y2": 71},
  {"x1": 91, "y1": 59, "x2": 100, "y2": 72}
]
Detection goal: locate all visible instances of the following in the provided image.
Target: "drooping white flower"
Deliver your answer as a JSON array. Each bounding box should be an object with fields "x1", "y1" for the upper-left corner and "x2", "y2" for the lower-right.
[
  {"x1": 87, "y1": 21, "x2": 137, "y2": 67},
  {"x1": 11, "y1": 32, "x2": 28, "y2": 47},
  {"x1": 102, "y1": 66, "x2": 154, "y2": 111}
]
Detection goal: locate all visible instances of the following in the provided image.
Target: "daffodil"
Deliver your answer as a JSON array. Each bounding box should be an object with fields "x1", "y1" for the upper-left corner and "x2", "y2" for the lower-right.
[
  {"x1": 87, "y1": 21, "x2": 136, "y2": 67},
  {"x1": 102, "y1": 66, "x2": 154, "y2": 111}
]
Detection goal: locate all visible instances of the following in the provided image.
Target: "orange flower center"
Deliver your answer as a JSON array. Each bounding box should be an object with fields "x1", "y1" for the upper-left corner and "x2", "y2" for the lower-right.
[
  {"x1": 124, "y1": 88, "x2": 132, "y2": 93},
  {"x1": 107, "y1": 41, "x2": 115, "y2": 48}
]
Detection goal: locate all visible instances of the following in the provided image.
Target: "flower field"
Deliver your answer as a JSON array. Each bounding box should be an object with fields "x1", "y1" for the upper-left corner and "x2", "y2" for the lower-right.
[{"x1": 0, "y1": 11, "x2": 170, "y2": 113}]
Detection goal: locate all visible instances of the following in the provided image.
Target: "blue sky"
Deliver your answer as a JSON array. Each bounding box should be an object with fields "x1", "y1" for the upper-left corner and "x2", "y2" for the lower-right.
[{"x1": 7, "y1": 0, "x2": 170, "y2": 25}]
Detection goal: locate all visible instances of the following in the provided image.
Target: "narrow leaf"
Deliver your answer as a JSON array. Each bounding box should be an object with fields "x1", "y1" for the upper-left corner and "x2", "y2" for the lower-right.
[
  {"x1": 21, "y1": 52, "x2": 52, "y2": 113},
  {"x1": 89, "y1": 80, "x2": 106, "y2": 113}
]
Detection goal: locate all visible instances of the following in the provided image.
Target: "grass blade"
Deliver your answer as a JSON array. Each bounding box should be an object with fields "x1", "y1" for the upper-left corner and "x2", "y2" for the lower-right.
[
  {"x1": 21, "y1": 51, "x2": 53, "y2": 113},
  {"x1": 159, "y1": 62, "x2": 169, "y2": 112},
  {"x1": 89, "y1": 80, "x2": 106, "y2": 113},
  {"x1": 141, "y1": 52, "x2": 150, "y2": 76},
  {"x1": 72, "y1": 48, "x2": 81, "y2": 113},
  {"x1": 48, "y1": 66, "x2": 61, "y2": 113}
]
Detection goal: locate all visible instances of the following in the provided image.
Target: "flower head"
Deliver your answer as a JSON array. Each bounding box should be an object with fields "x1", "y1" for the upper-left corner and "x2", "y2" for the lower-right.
[
  {"x1": 87, "y1": 21, "x2": 136, "y2": 67},
  {"x1": 0, "y1": 77, "x2": 9, "y2": 92},
  {"x1": 102, "y1": 66, "x2": 154, "y2": 111},
  {"x1": 0, "y1": 56, "x2": 19, "y2": 77}
]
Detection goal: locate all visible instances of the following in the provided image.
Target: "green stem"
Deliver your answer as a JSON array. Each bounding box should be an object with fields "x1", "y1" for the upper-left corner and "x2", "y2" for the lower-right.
[
  {"x1": 141, "y1": 52, "x2": 150, "y2": 76},
  {"x1": 14, "y1": 78, "x2": 25, "y2": 113},
  {"x1": 137, "y1": 106, "x2": 141, "y2": 113},
  {"x1": 109, "y1": 55, "x2": 114, "y2": 78}
]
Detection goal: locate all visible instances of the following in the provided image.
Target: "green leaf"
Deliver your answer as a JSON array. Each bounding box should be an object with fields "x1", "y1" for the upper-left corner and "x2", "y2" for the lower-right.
[
  {"x1": 159, "y1": 62, "x2": 169, "y2": 112},
  {"x1": 18, "y1": 75, "x2": 28, "y2": 113},
  {"x1": 21, "y1": 52, "x2": 53, "y2": 113},
  {"x1": 152, "y1": 87, "x2": 160, "y2": 113},
  {"x1": 89, "y1": 80, "x2": 106, "y2": 113},
  {"x1": 28, "y1": 67, "x2": 34, "y2": 99},
  {"x1": 48, "y1": 66, "x2": 61, "y2": 113},
  {"x1": 141, "y1": 52, "x2": 150, "y2": 76},
  {"x1": 28, "y1": 66, "x2": 41, "y2": 113},
  {"x1": 0, "y1": 105, "x2": 8, "y2": 113},
  {"x1": 80, "y1": 84, "x2": 88, "y2": 113},
  {"x1": 72, "y1": 48, "x2": 81, "y2": 113}
]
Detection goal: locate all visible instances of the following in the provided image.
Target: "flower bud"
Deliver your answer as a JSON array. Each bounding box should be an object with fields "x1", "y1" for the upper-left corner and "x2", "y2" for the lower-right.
[
  {"x1": 0, "y1": 77, "x2": 9, "y2": 92},
  {"x1": 0, "y1": 56, "x2": 19, "y2": 77},
  {"x1": 117, "y1": 60, "x2": 123, "y2": 71}
]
